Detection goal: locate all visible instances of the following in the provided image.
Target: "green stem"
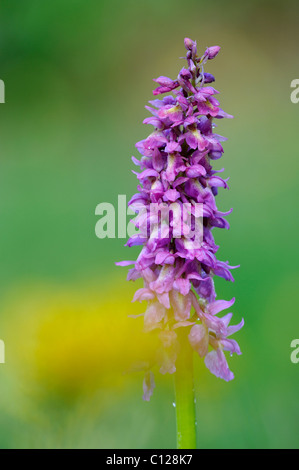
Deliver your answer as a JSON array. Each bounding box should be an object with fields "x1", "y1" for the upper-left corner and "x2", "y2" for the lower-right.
[{"x1": 174, "y1": 328, "x2": 197, "y2": 449}]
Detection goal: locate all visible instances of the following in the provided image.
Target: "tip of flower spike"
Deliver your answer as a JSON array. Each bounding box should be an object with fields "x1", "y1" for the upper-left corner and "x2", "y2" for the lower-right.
[
  {"x1": 184, "y1": 37, "x2": 195, "y2": 50},
  {"x1": 183, "y1": 38, "x2": 197, "y2": 61}
]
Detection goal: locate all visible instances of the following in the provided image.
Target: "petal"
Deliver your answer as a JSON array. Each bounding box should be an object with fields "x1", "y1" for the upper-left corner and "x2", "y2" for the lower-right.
[
  {"x1": 173, "y1": 321, "x2": 195, "y2": 329},
  {"x1": 216, "y1": 108, "x2": 234, "y2": 119},
  {"x1": 115, "y1": 260, "x2": 136, "y2": 267},
  {"x1": 227, "y1": 318, "x2": 245, "y2": 337},
  {"x1": 221, "y1": 338, "x2": 242, "y2": 356},
  {"x1": 155, "y1": 250, "x2": 175, "y2": 265},
  {"x1": 185, "y1": 164, "x2": 207, "y2": 178},
  {"x1": 158, "y1": 105, "x2": 183, "y2": 123},
  {"x1": 203, "y1": 73, "x2": 215, "y2": 83},
  {"x1": 220, "y1": 312, "x2": 233, "y2": 328},
  {"x1": 159, "y1": 349, "x2": 177, "y2": 375},
  {"x1": 164, "y1": 189, "x2": 180, "y2": 202},
  {"x1": 189, "y1": 324, "x2": 209, "y2": 357},
  {"x1": 173, "y1": 277, "x2": 190, "y2": 296},
  {"x1": 136, "y1": 168, "x2": 159, "y2": 180},
  {"x1": 143, "y1": 117, "x2": 164, "y2": 130},
  {"x1": 165, "y1": 141, "x2": 181, "y2": 153},
  {"x1": 143, "y1": 371, "x2": 155, "y2": 401},
  {"x1": 208, "y1": 176, "x2": 229, "y2": 189},
  {"x1": 170, "y1": 291, "x2": 191, "y2": 322},
  {"x1": 202, "y1": 312, "x2": 227, "y2": 336},
  {"x1": 149, "y1": 265, "x2": 175, "y2": 294},
  {"x1": 204, "y1": 349, "x2": 234, "y2": 381},
  {"x1": 208, "y1": 297, "x2": 235, "y2": 316},
  {"x1": 132, "y1": 288, "x2": 155, "y2": 302},
  {"x1": 159, "y1": 330, "x2": 177, "y2": 348},
  {"x1": 153, "y1": 76, "x2": 176, "y2": 87},
  {"x1": 144, "y1": 301, "x2": 166, "y2": 332},
  {"x1": 157, "y1": 292, "x2": 170, "y2": 309}
]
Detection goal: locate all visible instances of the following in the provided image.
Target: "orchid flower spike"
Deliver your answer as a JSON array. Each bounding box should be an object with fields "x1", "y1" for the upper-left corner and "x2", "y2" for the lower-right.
[{"x1": 117, "y1": 38, "x2": 244, "y2": 401}]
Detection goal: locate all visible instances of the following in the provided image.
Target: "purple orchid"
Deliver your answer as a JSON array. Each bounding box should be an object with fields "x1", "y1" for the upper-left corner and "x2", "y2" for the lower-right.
[{"x1": 117, "y1": 38, "x2": 244, "y2": 400}]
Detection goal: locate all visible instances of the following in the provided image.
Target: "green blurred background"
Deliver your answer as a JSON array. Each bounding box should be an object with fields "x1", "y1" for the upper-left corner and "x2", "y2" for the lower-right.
[{"x1": 0, "y1": 0, "x2": 298, "y2": 449}]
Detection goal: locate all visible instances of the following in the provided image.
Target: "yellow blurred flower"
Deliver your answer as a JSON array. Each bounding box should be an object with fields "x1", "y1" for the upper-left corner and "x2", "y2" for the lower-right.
[{"x1": 4, "y1": 278, "x2": 159, "y2": 400}]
